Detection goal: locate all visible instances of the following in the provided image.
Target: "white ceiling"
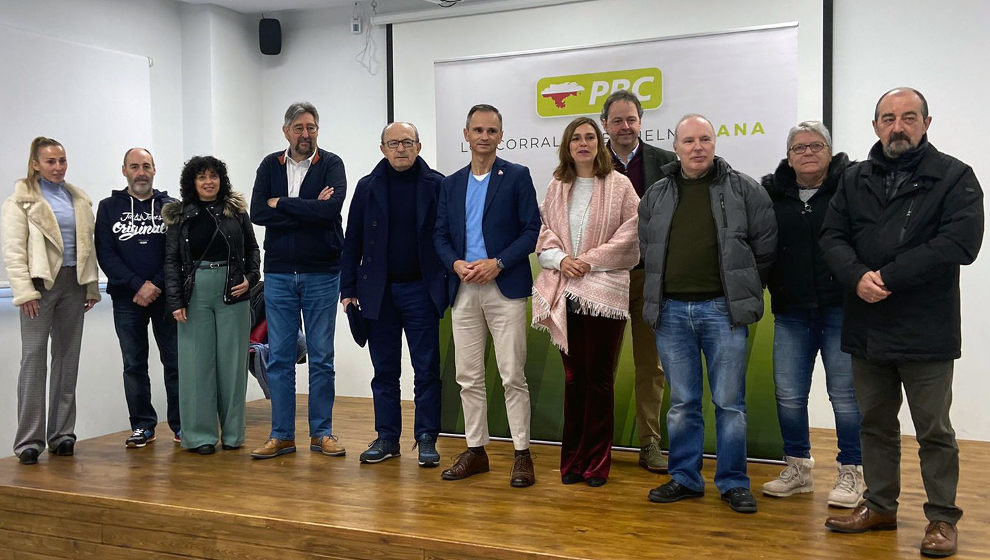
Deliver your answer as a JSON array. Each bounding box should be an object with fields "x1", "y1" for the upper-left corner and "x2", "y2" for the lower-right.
[{"x1": 176, "y1": 0, "x2": 471, "y2": 16}]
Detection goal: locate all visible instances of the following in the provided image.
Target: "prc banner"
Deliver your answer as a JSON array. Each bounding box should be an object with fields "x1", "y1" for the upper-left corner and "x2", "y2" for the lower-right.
[{"x1": 434, "y1": 25, "x2": 797, "y2": 459}]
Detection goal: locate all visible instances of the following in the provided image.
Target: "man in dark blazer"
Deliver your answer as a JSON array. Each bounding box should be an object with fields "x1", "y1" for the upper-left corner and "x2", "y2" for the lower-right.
[
  {"x1": 600, "y1": 90, "x2": 677, "y2": 474},
  {"x1": 433, "y1": 104, "x2": 541, "y2": 487},
  {"x1": 340, "y1": 122, "x2": 446, "y2": 468}
]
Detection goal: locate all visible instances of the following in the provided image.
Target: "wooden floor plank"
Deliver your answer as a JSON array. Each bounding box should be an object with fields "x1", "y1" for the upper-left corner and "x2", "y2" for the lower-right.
[
  {"x1": 0, "y1": 527, "x2": 195, "y2": 559},
  {"x1": 0, "y1": 547, "x2": 60, "y2": 560},
  {"x1": 0, "y1": 396, "x2": 987, "y2": 559},
  {"x1": 0, "y1": 506, "x2": 101, "y2": 543}
]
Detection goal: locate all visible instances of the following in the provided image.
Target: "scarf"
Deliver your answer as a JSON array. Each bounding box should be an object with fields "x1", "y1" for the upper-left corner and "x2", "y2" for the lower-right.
[
  {"x1": 532, "y1": 170, "x2": 640, "y2": 354},
  {"x1": 869, "y1": 136, "x2": 930, "y2": 200}
]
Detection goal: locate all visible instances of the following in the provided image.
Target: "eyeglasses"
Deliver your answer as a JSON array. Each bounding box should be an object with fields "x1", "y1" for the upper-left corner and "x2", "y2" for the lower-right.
[
  {"x1": 383, "y1": 139, "x2": 417, "y2": 150},
  {"x1": 289, "y1": 124, "x2": 318, "y2": 135},
  {"x1": 789, "y1": 142, "x2": 827, "y2": 154}
]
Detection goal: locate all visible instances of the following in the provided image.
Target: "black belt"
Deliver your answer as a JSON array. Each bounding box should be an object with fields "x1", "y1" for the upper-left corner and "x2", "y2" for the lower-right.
[{"x1": 196, "y1": 261, "x2": 228, "y2": 269}]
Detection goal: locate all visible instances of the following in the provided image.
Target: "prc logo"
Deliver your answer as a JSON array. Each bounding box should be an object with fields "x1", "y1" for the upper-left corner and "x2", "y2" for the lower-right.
[
  {"x1": 541, "y1": 82, "x2": 585, "y2": 108},
  {"x1": 536, "y1": 68, "x2": 663, "y2": 117}
]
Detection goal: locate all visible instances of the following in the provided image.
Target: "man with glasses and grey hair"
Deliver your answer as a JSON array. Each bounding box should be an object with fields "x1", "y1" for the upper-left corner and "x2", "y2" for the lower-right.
[
  {"x1": 249, "y1": 101, "x2": 348, "y2": 460},
  {"x1": 340, "y1": 122, "x2": 446, "y2": 467}
]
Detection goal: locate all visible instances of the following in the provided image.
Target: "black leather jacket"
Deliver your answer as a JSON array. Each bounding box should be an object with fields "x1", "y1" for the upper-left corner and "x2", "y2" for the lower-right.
[{"x1": 162, "y1": 191, "x2": 260, "y2": 312}]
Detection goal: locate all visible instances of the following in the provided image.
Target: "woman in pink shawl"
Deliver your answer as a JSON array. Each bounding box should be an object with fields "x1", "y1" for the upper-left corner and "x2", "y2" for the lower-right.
[{"x1": 532, "y1": 117, "x2": 640, "y2": 486}]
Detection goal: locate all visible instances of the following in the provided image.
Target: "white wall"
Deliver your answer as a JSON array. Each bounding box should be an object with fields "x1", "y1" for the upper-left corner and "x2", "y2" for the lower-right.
[
  {"x1": 181, "y1": 3, "x2": 264, "y2": 193},
  {"x1": 816, "y1": 0, "x2": 990, "y2": 441},
  {"x1": 180, "y1": 3, "x2": 214, "y2": 158},
  {"x1": 0, "y1": 0, "x2": 185, "y2": 191},
  {"x1": 202, "y1": 6, "x2": 265, "y2": 197}
]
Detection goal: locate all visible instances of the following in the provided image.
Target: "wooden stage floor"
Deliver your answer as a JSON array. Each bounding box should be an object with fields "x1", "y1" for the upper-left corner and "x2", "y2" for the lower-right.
[{"x1": 1, "y1": 395, "x2": 988, "y2": 559}]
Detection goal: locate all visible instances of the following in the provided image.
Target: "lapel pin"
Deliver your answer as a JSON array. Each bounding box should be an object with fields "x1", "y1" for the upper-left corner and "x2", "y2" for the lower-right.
[{"x1": 497, "y1": 169, "x2": 504, "y2": 176}]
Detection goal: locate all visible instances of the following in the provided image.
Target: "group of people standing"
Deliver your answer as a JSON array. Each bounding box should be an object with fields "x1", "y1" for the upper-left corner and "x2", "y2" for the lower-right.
[
  {"x1": 2, "y1": 143, "x2": 261, "y2": 459},
  {"x1": 3, "y1": 86, "x2": 981, "y2": 558}
]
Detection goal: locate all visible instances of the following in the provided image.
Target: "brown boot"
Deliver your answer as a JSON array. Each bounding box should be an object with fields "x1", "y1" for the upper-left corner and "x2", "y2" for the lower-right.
[
  {"x1": 825, "y1": 504, "x2": 897, "y2": 533},
  {"x1": 921, "y1": 521, "x2": 957, "y2": 557},
  {"x1": 509, "y1": 452, "x2": 535, "y2": 488},
  {"x1": 441, "y1": 448, "x2": 490, "y2": 480}
]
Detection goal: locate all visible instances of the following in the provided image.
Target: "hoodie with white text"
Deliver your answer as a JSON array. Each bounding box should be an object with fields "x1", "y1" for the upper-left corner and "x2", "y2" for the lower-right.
[{"x1": 95, "y1": 188, "x2": 176, "y2": 299}]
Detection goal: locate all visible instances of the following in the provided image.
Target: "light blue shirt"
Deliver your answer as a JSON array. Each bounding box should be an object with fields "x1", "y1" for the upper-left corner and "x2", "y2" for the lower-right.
[
  {"x1": 40, "y1": 179, "x2": 76, "y2": 266},
  {"x1": 464, "y1": 172, "x2": 490, "y2": 262}
]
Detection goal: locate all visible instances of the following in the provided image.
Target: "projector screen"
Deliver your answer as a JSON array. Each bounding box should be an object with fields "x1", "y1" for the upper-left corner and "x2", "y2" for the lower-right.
[{"x1": 0, "y1": 23, "x2": 153, "y2": 285}]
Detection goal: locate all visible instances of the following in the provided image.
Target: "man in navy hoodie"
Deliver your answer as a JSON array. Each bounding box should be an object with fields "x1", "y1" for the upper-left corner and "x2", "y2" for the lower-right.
[
  {"x1": 96, "y1": 148, "x2": 180, "y2": 448},
  {"x1": 249, "y1": 102, "x2": 348, "y2": 460}
]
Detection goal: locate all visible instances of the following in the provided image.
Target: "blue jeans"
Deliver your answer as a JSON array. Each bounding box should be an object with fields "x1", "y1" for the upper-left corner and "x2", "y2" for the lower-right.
[
  {"x1": 656, "y1": 297, "x2": 749, "y2": 494},
  {"x1": 264, "y1": 272, "x2": 339, "y2": 440},
  {"x1": 111, "y1": 296, "x2": 180, "y2": 436},
  {"x1": 773, "y1": 307, "x2": 862, "y2": 464},
  {"x1": 366, "y1": 281, "x2": 441, "y2": 441}
]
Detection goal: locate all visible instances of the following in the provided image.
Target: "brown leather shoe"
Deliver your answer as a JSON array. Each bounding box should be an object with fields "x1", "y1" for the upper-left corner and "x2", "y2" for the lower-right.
[
  {"x1": 921, "y1": 521, "x2": 957, "y2": 557},
  {"x1": 310, "y1": 435, "x2": 346, "y2": 457},
  {"x1": 509, "y1": 453, "x2": 535, "y2": 488},
  {"x1": 250, "y1": 438, "x2": 296, "y2": 459},
  {"x1": 825, "y1": 504, "x2": 897, "y2": 533},
  {"x1": 441, "y1": 449, "x2": 490, "y2": 480}
]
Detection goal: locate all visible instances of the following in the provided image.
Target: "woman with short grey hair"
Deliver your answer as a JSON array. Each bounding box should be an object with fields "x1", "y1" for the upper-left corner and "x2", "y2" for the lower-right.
[{"x1": 761, "y1": 121, "x2": 863, "y2": 508}]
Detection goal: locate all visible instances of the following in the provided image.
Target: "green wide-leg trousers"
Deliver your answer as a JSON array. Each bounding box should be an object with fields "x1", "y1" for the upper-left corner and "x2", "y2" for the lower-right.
[{"x1": 177, "y1": 266, "x2": 250, "y2": 449}]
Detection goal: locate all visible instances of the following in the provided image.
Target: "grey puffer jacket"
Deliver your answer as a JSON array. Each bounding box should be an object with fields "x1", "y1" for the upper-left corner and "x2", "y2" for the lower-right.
[{"x1": 638, "y1": 156, "x2": 777, "y2": 328}]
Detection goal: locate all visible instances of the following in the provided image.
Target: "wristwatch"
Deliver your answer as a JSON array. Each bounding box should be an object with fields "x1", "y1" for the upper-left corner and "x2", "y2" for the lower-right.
[{"x1": 496, "y1": 257, "x2": 505, "y2": 270}]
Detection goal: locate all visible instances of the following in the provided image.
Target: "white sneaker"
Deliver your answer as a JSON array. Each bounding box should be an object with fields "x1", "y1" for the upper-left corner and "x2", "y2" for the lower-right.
[
  {"x1": 762, "y1": 455, "x2": 815, "y2": 497},
  {"x1": 828, "y1": 463, "x2": 865, "y2": 508}
]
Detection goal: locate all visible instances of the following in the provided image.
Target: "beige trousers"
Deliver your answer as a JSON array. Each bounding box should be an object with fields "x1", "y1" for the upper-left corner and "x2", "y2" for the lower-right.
[
  {"x1": 451, "y1": 282, "x2": 531, "y2": 450},
  {"x1": 629, "y1": 268, "x2": 665, "y2": 446}
]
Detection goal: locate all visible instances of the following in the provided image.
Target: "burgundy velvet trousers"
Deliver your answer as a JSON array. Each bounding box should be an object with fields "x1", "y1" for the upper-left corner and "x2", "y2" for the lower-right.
[{"x1": 559, "y1": 310, "x2": 626, "y2": 480}]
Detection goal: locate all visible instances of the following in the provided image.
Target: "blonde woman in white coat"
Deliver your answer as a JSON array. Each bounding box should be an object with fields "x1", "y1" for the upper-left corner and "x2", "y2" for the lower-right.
[{"x1": 2, "y1": 137, "x2": 100, "y2": 465}]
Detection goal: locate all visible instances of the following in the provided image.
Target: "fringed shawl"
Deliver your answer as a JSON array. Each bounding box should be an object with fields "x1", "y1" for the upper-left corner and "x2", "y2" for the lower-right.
[{"x1": 532, "y1": 170, "x2": 640, "y2": 354}]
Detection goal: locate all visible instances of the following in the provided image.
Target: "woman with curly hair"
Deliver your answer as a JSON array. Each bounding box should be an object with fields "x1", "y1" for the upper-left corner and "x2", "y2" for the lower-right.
[
  {"x1": 2, "y1": 137, "x2": 100, "y2": 465},
  {"x1": 532, "y1": 117, "x2": 640, "y2": 486},
  {"x1": 163, "y1": 156, "x2": 260, "y2": 455}
]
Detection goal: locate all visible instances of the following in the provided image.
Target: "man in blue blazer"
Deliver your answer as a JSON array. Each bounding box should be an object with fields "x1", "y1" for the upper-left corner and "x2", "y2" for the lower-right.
[
  {"x1": 340, "y1": 122, "x2": 447, "y2": 468},
  {"x1": 433, "y1": 104, "x2": 541, "y2": 487}
]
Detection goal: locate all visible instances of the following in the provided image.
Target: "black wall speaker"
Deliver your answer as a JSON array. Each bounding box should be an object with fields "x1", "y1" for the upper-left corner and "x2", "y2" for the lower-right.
[{"x1": 259, "y1": 18, "x2": 281, "y2": 55}]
